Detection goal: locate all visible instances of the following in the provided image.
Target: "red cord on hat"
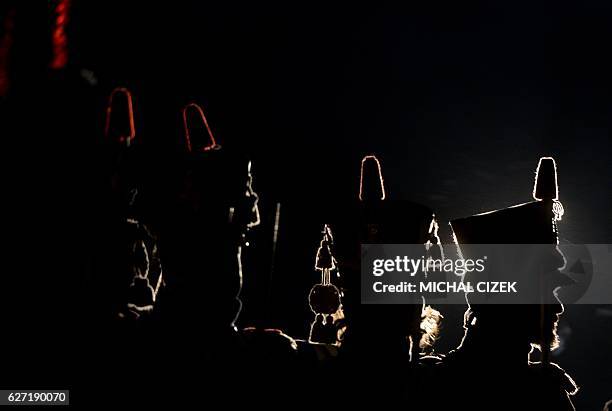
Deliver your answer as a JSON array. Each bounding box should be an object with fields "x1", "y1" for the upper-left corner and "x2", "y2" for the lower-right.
[
  {"x1": 182, "y1": 103, "x2": 221, "y2": 153},
  {"x1": 104, "y1": 87, "x2": 136, "y2": 146}
]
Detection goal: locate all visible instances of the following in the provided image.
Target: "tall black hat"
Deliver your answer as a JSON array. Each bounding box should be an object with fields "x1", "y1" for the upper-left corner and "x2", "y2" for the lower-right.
[{"x1": 450, "y1": 157, "x2": 574, "y2": 291}]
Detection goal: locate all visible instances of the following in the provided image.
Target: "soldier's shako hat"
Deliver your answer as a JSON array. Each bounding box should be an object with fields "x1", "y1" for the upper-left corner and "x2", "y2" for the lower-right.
[
  {"x1": 332, "y1": 155, "x2": 439, "y2": 301},
  {"x1": 450, "y1": 157, "x2": 575, "y2": 289},
  {"x1": 332, "y1": 155, "x2": 441, "y2": 351},
  {"x1": 158, "y1": 102, "x2": 259, "y2": 328},
  {"x1": 333, "y1": 155, "x2": 437, "y2": 266}
]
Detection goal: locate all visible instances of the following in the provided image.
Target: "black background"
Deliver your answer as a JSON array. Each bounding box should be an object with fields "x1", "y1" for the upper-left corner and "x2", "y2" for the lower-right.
[{"x1": 1, "y1": 1, "x2": 611, "y2": 409}]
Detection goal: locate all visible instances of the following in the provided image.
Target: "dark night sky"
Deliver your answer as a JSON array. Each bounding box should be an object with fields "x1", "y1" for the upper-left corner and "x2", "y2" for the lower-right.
[
  {"x1": 1, "y1": 1, "x2": 611, "y2": 409},
  {"x1": 64, "y1": 1, "x2": 612, "y2": 242}
]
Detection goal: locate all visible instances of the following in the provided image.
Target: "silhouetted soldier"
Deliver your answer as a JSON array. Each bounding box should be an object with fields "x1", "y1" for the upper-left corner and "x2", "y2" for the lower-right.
[
  {"x1": 157, "y1": 103, "x2": 301, "y2": 405},
  {"x1": 79, "y1": 87, "x2": 166, "y2": 405},
  {"x1": 429, "y1": 157, "x2": 578, "y2": 410},
  {"x1": 333, "y1": 155, "x2": 442, "y2": 359},
  {"x1": 158, "y1": 102, "x2": 258, "y2": 343},
  {"x1": 330, "y1": 155, "x2": 443, "y2": 407},
  {"x1": 79, "y1": 87, "x2": 165, "y2": 326}
]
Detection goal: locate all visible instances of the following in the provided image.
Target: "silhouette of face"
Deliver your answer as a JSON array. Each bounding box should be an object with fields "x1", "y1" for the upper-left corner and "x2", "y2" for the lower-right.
[
  {"x1": 522, "y1": 246, "x2": 566, "y2": 350},
  {"x1": 525, "y1": 296, "x2": 563, "y2": 351},
  {"x1": 463, "y1": 241, "x2": 569, "y2": 352},
  {"x1": 161, "y1": 155, "x2": 257, "y2": 329}
]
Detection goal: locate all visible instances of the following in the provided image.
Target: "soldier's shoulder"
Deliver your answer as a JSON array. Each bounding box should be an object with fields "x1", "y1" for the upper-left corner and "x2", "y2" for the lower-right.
[
  {"x1": 528, "y1": 361, "x2": 579, "y2": 396},
  {"x1": 241, "y1": 327, "x2": 299, "y2": 356}
]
